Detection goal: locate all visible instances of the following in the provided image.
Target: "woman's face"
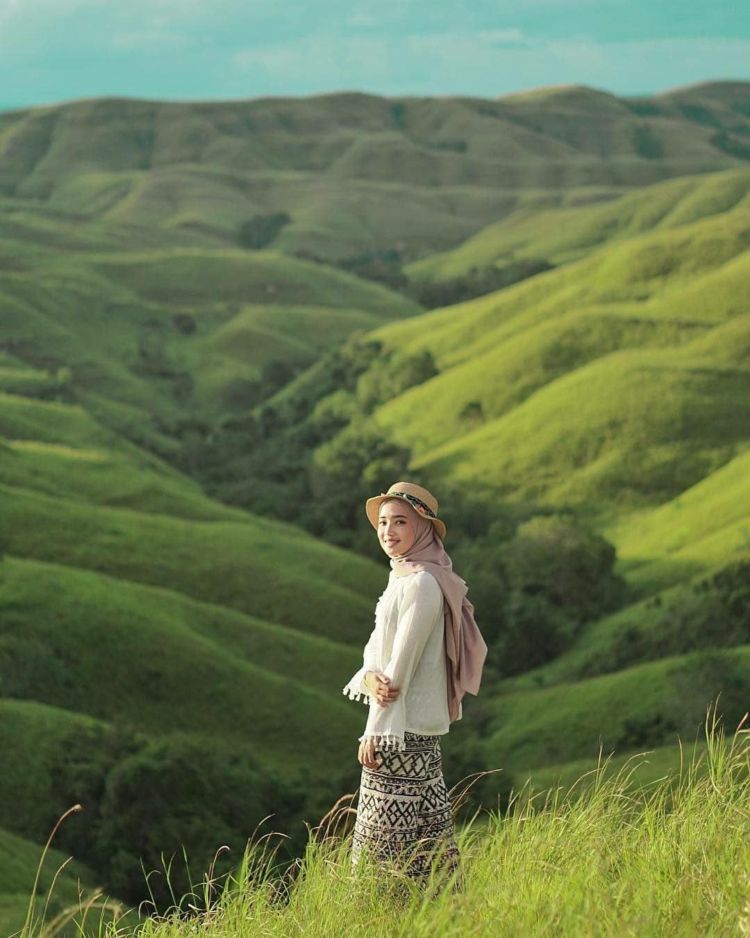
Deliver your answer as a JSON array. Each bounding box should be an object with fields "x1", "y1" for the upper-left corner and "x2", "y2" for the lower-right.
[{"x1": 378, "y1": 498, "x2": 419, "y2": 558}]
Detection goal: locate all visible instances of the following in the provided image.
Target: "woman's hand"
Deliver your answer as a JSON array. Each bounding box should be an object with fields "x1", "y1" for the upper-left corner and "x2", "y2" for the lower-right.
[
  {"x1": 358, "y1": 738, "x2": 378, "y2": 769},
  {"x1": 365, "y1": 670, "x2": 400, "y2": 708}
]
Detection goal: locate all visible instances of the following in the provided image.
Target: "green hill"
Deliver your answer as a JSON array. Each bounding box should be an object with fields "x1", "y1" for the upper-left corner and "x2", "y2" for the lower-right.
[
  {"x1": 2, "y1": 82, "x2": 749, "y2": 261},
  {"x1": 407, "y1": 166, "x2": 750, "y2": 281},
  {"x1": 0, "y1": 231, "x2": 420, "y2": 429},
  {"x1": 352, "y1": 170, "x2": 749, "y2": 527},
  {"x1": 482, "y1": 645, "x2": 750, "y2": 777},
  {"x1": 2, "y1": 84, "x2": 750, "y2": 922},
  {"x1": 0, "y1": 555, "x2": 360, "y2": 758}
]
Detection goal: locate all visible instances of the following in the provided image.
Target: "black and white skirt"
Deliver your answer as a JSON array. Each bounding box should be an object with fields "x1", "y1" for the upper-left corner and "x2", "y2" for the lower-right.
[{"x1": 351, "y1": 731, "x2": 460, "y2": 882}]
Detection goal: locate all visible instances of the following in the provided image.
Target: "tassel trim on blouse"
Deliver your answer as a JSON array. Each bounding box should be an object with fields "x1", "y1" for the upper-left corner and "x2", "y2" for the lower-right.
[
  {"x1": 342, "y1": 684, "x2": 371, "y2": 704},
  {"x1": 357, "y1": 732, "x2": 406, "y2": 752}
]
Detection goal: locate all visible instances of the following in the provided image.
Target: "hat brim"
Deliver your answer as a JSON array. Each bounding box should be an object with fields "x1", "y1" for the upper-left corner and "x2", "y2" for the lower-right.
[{"x1": 365, "y1": 494, "x2": 447, "y2": 541}]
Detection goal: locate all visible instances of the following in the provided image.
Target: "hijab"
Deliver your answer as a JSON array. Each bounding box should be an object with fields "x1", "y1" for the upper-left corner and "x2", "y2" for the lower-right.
[{"x1": 387, "y1": 504, "x2": 488, "y2": 722}]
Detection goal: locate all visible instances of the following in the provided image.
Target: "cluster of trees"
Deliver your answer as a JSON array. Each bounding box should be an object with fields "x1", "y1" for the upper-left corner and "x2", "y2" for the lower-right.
[
  {"x1": 174, "y1": 334, "x2": 436, "y2": 551},
  {"x1": 42, "y1": 723, "x2": 353, "y2": 908},
  {"x1": 412, "y1": 259, "x2": 554, "y2": 309},
  {"x1": 237, "y1": 212, "x2": 292, "y2": 250},
  {"x1": 447, "y1": 508, "x2": 628, "y2": 679},
  {"x1": 291, "y1": 246, "x2": 553, "y2": 308}
]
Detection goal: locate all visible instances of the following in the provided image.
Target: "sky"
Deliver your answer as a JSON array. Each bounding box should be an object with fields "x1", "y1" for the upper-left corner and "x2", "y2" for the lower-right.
[{"x1": 1, "y1": 0, "x2": 749, "y2": 112}]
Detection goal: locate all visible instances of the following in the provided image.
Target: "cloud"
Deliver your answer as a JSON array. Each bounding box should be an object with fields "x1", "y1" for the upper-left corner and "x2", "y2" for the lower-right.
[
  {"x1": 110, "y1": 28, "x2": 192, "y2": 51},
  {"x1": 1, "y1": 3, "x2": 748, "y2": 107},
  {"x1": 233, "y1": 34, "x2": 394, "y2": 84},
  {"x1": 231, "y1": 31, "x2": 750, "y2": 97},
  {"x1": 478, "y1": 28, "x2": 527, "y2": 45}
]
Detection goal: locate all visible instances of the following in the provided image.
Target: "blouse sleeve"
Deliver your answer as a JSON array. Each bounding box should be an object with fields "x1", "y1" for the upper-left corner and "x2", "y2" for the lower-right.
[
  {"x1": 359, "y1": 571, "x2": 443, "y2": 748},
  {"x1": 342, "y1": 625, "x2": 378, "y2": 704}
]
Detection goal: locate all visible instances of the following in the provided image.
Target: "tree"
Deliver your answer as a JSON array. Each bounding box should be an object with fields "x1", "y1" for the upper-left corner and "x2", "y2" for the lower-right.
[
  {"x1": 307, "y1": 425, "x2": 410, "y2": 538},
  {"x1": 238, "y1": 212, "x2": 291, "y2": 249},
  {"x1": 59, "y1": 732, "x2": 306, "y2": 907},
  {"x1": 499, "y1": 514, "x2": 626, "y2": 625}
]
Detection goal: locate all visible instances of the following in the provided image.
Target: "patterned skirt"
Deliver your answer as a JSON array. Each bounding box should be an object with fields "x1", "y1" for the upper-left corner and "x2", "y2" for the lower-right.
[{"x1": 351, "y1": 731, "x2": 460, "y2": 884}]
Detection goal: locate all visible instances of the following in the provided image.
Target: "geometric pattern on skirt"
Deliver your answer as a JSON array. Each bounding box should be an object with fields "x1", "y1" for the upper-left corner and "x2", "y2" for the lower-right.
[{"x1": 351, "y1": 731, "x2": 460, "y2": 883}]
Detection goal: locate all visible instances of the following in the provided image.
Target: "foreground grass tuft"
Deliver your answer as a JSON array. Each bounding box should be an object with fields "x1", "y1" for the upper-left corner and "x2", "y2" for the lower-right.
[{"x1": 24, "y1": 703, "x2": 749, "y2": 938}]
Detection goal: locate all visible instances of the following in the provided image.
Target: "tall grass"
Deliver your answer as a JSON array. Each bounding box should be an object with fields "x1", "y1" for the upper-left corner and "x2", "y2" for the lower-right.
[{"x1": 23, "y1": 701, "x2": 749, "y2": 937}]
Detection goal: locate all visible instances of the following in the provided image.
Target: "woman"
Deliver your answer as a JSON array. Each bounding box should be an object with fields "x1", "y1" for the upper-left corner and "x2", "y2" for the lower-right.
[{"x1": 342, "y1": 480, "x2": 487, "y2": 885}]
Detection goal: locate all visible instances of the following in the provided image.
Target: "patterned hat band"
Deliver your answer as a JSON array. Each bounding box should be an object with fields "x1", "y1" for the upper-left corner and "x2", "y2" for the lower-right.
[{"x1": 384, "y1": 490, "x2": 438, "y2": 519}]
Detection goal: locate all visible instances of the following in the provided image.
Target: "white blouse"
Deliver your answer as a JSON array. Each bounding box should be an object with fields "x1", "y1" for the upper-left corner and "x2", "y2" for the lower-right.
[{"x1": 342, "y1": 568, "x2": 458, "y2": 751}]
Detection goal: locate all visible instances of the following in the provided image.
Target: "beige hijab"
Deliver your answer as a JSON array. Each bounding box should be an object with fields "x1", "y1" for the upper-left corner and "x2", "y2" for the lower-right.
[{"x1": 388, "y1": 506, "x2": 488, "y2": 722}]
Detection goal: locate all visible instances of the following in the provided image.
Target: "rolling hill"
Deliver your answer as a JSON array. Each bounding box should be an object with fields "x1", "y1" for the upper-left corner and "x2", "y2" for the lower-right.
[
  {"x1": 1, "y1": 82, "x2": 749, "y2": 924},
  {"x1": 1, "y1": 81, "x2": 748, "y2": 261},
  {"x1": 354, "y1": 169, "x2": 749, "y2": 526}
]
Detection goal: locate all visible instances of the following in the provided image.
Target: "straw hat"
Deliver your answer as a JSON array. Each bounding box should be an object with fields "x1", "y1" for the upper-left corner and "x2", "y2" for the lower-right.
[{"x1": 365, "y1": 481, "x2": 447, "y2": 541}]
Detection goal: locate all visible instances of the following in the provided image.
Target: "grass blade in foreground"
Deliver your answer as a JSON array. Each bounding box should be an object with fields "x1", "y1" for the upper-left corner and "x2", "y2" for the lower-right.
[{"x1": 39, "y1": 701, "x2": 745, "y2": 938}]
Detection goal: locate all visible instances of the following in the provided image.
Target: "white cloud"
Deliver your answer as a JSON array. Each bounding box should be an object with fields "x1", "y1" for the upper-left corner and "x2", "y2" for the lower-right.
[
  {"x1": 233, "y1": 34, "x2": 394, "y2": 81},
  {"x1": 230, "y1": 31, "x2": 750, "y2": 97},
  {"x1": 110, "y1": 28, "x2": 191, "y2": 51},
  {"x1": 347, "y1": 8, "x2": 378, "y2": 28},
  {"x1": 477, "y1": 28, "x2": 527, "y2": 45}
]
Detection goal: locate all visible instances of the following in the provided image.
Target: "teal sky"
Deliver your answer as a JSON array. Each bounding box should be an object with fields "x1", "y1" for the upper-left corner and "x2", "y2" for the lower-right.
[{"x1": 1, "y1": 0, "x2": 749, "y2": 111}]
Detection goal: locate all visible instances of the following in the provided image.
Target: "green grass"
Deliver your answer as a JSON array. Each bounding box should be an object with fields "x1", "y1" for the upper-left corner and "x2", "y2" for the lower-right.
[
  {"x1": 89, "y1": 249, "x2": 418, "y2": 315},
  {"x1": 412, "y1": 348, "x2": 748, "y2": 514},
  {"x1": 4, "y1": 83, "x2": 749, "y2": 264},
  {"x1": 602, "y1": 448, "x2": 750, "y2": 590},
  {"x1": 345, "y1": 179, "x2": 750, "y2": 536},
  {"x1": 0, "y1": 549, "x2": 370, "y2": 874},
  {"x1": 0, "y1": 555, "x2": 361, "y2": 770},
  {"x1": 407, "y1": 167, "x2": 750, "y2": 281},
  {"x1": 208, "y1": 304, "x2": 385, "y2": 372},
  {"x1": 0, "y1": 482, "x2": 382, "y2": 640},
  {"x1": 39, "y1": 708, "x2": 748, "y2": 937},
  {"x1": 481, "y1": 646, "x2": 750, "y2": 776},
  {"x1": 0, "y1": 700, "x2": 101, "y2": 839}
]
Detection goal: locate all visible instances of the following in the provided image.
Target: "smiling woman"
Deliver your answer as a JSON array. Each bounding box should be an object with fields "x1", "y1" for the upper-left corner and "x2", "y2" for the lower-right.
[{"x1": 342, "y1": 480, "x2": 487, "y2": 888}]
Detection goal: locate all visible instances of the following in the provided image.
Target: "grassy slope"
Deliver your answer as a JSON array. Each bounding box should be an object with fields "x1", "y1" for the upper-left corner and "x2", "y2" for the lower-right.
[
  {"x1": 0, "y1": 481, "x2": 380, "y2": 641},
  {"x1": 0, "y1": 556, "x2": 362, "y2": 770},
  {"x1": 0, "y1": 389, "x2": 385, "y2": 852},
  {"x1": 407, "y1": 166, "x2": 750, "y2": 280},
  {"x1": 482, "y1": 645, "x2": 750, "y2": 776},
  {"x1": 0, "y1": 230, "x2": 421, "y2": 424},
  {"x1": 94, "y1": 715, "x2": 750, "y2": 938},
  {"x1": 602, "y1": 448, "x2": 750, "y2": 590},
  {"x1": 357, "y1": 171, "x2": 749, "y2": 523},
  {"x1": 0, "y1": 389, "x2": 383, "y2": 914}
]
